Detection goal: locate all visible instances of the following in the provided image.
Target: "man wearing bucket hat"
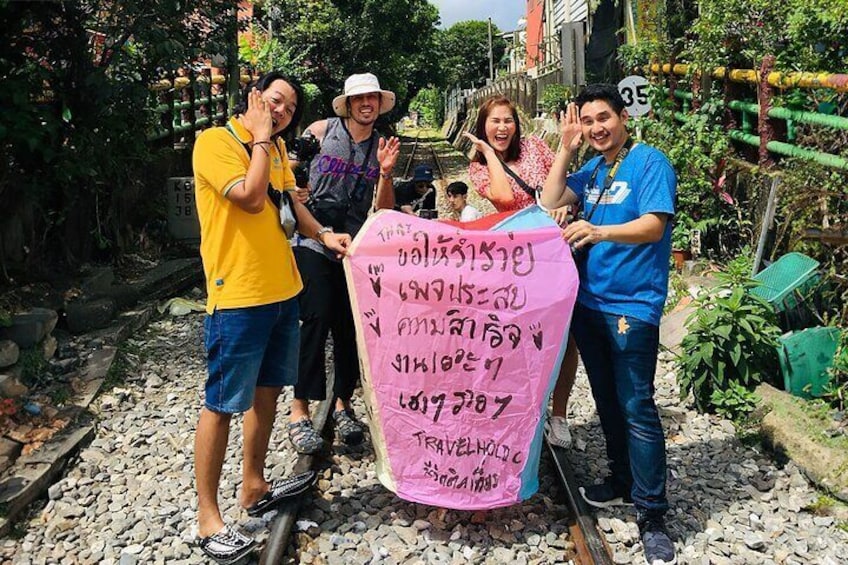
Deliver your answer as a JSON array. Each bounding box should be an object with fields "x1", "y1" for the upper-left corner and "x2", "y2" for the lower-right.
[{"x1": 288, "y1": 73, "x2": 401, "y2": 454}]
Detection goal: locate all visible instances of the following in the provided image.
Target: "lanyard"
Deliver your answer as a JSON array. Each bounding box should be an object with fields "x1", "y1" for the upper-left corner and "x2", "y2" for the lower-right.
[{"x1": 582, "y1": 137, "x2": 635, "y2": 223}]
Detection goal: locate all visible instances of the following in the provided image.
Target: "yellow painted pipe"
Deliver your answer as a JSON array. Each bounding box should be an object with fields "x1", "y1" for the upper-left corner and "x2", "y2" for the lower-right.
[
  {"x1": 149, "y1": 73, "x2": 254, "y2": 93},
  {"x1": 648, "y1": 63, "x2": 848, "y2": 93}
]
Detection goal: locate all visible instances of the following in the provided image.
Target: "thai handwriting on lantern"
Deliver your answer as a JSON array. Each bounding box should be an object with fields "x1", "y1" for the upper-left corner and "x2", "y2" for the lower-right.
[
  {"x1": 397, "y1": 276, "x2": 528, "y2": 310},
  {"x1": 398, "y1": 389, "x2": 513, "y2": 422},
  {"x1": 423, "y1": 462, "x2": 500, "y2": 494},
  {"x1": 390, "y1": 348, "x2": 505, "y2": 380},
  {"x1": 412, "y1": 430, "x2": 525, "y2": 465},
  {"x1": 397, "y1": 311, "x2": 528, "y2": 351},
  {"x1": 394, "y1": 231, "x2": 536, "y2": 277},
  {"x1": 375, "y1": 221, "x2": 416, "y2": 242}
]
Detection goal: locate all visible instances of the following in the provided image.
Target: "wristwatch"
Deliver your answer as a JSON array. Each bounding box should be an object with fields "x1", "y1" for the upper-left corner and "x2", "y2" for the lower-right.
[{"x1": 315, "y1": 226, "x2": 333, "y2": 245}]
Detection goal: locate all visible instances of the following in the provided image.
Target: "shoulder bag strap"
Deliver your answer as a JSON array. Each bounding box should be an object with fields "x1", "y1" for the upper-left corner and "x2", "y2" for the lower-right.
[{"x1": 495, "y1": 154, "x2": 538, "y2": 198}]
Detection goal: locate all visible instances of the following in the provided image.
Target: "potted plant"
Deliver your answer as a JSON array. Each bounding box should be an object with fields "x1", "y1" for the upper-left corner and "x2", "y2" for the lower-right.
[
  {"x1": 677, "y1": 254, "x2": 782, "y2": 413},
  {"x1": 671, "y1": 216, "x2": 694, "y2": 271}
]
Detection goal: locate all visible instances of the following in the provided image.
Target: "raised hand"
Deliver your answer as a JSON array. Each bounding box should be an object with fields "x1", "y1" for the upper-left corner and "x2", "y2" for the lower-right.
[
  {"x1": 377, "y1": 136, "x2": 400, "y2": 174},
  {"x1": 462, "y1": 132, "x2": 496, "y2": 159},
  {"x1": 560, "y1": 102, "x2": 583, "y2": 152},
  {"x1": 241, "y1": 87, "x2": 273, "y2": 142}
]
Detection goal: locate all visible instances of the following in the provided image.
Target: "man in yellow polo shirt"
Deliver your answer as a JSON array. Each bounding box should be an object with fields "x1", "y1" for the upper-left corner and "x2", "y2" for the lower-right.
[{"x1": 192, "y1": 72, "x2": 350, "y2": 563}]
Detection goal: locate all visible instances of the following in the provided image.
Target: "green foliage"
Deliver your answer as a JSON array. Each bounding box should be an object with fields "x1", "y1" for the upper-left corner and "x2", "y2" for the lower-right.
[
  {"x1": 664, "y1": 269, "x2": 690, "y2": 315},
  {"x1": 0, "y1": 0, "x2": 232, "y2": 269},
  {"x1": 688, "y1": 0, "x2": 848, "y2": 72},
  {"x1": 710, "y1": 380, "x2": 760, "y2": 422},
  {"x1": 17, "y1": 348, "x2": 48, "y2": 388},
  {"x1": 540, "y1": 84, "x2": 574, "y2": 115},
  {"x1": 618, "y1": 39, "x2": 665, "y2": 73},
  {"x1": 237, "y1": 25, "x2": 323, "y2": 124},
  {"x1": 821, "y1": 329, "x2": 848, "y2": 411},
  {"x1": 262, "y1": 0, "x2": 440, "y2": 117},
  {"x1": 50, "y1": 384, "x2": 72, "y2": 406},
  {"x1": 238, "y1": 25, "x2": 306, "y2": 77},
  {"x1": 803, "y1": 494, "x2": 837, "y2": 515},
  {"x1": 637, "y1": 90, "x2": 744, "y2": 256},
  {"x1": 409, "y1": 88, "x2": 444, "y2": 128},
  {"x1": 769, "y1": 153, "x2": 848, "y2": 325},
  {"x1": 105, "y1": 339, "x2": 145, "y2": 391},
  {"x1": 677, "y1": 254, "x2": 782, "y2": 412},
  {"x1": 437, "y1": 20, "x2": 508, "y2": 90}
]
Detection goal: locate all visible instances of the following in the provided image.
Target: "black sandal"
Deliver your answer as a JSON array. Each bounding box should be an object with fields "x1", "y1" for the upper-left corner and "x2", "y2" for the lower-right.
[
  {"x1": 246, "y1": 470, "x2": 318, "y2": 517},
  {"x1": 333, "y1": 409, "x2": 365, "y2": 445},
  {"x1": 287, "y1": 418, "x2": 324, "y2": 454},
  {"x1": 197, "y1": 524, "x2": 256, "y2": 564}
]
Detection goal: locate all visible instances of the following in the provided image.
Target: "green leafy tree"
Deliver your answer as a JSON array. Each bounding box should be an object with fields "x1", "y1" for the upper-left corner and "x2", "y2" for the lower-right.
[
  {"x1": 261, "y1": 0, "x2": 440, "y2": 118},
  {"x1": 0, "y1": 0, "x2": 233, "y2": 269},
  {"x1": 409, "y1": 87, "x2": 443, "y2": 127},
  {"x1": 438, "y1": 20, "x2": 508, "y2": 89},
  {"x1": 688, "y1": 0, "x2": 847, "y2": 71}
]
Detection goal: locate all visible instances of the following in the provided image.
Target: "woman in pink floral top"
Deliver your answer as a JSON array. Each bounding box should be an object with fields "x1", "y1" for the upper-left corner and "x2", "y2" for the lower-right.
[
  {"x1": 464, "y1": 96, "x2": 558, "y2": 212},
  {"x1": 468, "y1": 135, "x2": 555, "y2": 211},
  {"x1": 463, "y1": 95, "x2": 579, "y2": 449}
]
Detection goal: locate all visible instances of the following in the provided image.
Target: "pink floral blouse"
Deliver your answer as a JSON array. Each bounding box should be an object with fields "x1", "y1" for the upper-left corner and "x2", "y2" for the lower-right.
[{"x1": 468, "y1": 136, "x2": 555, "y2": 212}]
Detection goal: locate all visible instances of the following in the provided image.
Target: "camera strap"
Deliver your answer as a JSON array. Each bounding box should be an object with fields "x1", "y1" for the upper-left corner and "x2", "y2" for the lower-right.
[
  {"x1": 340, "y1": 119, "x2": 376, "y2": 203},
  {"x1": 225, "y1": 122, "x2": 298, "y2": 229},
  {"x1": 582, "y1": 136, "x2": 635, "y2": 223}
]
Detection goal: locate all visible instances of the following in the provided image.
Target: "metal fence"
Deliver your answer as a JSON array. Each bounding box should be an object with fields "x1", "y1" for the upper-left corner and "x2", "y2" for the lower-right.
[
  {"x1": 147, "y1": 68, "x2": 254, "y2": 146},
  {"x1": 647, "y1": 61, "x2": 848, "y2": 171},
  {"x1": 445, "y1": 58, "x2": 847, "y2": 172}
]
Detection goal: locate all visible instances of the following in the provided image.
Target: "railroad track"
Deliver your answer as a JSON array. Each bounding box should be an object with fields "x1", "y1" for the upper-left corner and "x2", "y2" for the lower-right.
[
  {"x1": 261, "y1": 419, "x2": 612, "y2": 564},
  {"x1": 400, "y1": 130, "x2": 447, "y2": 184},
  {"x1": 259, "y1": 397, "x2": 333, "y2": 564},
  {"x1": 259, "y1": 131, "x2": 613, "y2": 564}
]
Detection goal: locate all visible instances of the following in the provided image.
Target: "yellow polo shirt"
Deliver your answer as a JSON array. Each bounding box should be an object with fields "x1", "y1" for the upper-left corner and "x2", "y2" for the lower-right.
[{"x1": 193, "y1": 117, "x2": 302, "y2": 313}]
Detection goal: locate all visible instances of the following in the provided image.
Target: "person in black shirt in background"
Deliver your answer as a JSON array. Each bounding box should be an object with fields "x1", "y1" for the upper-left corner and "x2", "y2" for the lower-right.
[{"x1": 395, "y1": 164, "x2": 437, "y2": 217}]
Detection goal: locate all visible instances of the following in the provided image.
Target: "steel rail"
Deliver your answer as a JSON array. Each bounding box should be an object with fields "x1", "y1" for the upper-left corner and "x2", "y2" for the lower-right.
[
  {"x1": 401, "y1": 130, "x2": 422, "y2": 179},
  {"x1": 259, "y1": 396, "x2": 334, "y2": 564},
  {"x1": 428, "y1": 139, "x2": 447, "y2": 183},
  {"x1": 546, "y1": 439, "x2": 615, "y2": 565}
]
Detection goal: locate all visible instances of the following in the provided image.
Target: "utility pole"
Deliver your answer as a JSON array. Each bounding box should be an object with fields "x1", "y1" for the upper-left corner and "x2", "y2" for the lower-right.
[{"x1": 487, "y1": 17, "x2": 494, "y2": 82}]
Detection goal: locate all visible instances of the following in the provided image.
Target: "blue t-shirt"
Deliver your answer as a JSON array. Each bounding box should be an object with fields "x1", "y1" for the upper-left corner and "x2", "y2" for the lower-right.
[{"x1": 566, "y1": 143, "x2": 676, "y2": 325}]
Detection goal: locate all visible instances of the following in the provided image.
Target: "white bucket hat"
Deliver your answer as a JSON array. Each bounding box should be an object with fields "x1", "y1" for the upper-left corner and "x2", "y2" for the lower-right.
[{"x1": 332, "y1": 73, "x2": 396, "y2": 117}]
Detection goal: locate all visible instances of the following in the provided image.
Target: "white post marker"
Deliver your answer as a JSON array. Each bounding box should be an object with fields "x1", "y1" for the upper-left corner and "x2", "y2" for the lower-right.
[{"x1": 617, "y1": 75, "x2": 651, "y2": 117}]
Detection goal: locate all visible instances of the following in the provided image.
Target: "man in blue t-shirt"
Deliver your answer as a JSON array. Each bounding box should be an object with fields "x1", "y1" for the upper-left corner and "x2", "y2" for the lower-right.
[{"x1": 542, "y1": 84, "x2": 677, "y2": 565}]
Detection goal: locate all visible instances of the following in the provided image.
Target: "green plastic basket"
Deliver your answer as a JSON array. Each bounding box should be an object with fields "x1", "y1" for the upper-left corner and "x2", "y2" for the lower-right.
[
  {"x1": 752, "y1": 252, "x2": 820, "y2": 313},
  {"x1": 777, "y1": 326, "x2": 840, "y2": 399}
]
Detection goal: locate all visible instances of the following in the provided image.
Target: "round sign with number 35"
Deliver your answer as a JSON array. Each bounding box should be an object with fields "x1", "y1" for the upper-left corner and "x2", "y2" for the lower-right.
[{"x1": 618, "y1": 75, "x2": 651, "y2": 117}]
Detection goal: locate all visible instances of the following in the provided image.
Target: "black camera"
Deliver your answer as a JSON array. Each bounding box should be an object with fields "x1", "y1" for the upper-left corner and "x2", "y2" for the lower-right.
[
  {"x1": 289, "y1": 132, "x2": 320, "y2": 165},
  {"x1": 293, "y1": 164, "x2": 310, "y2": 188}
]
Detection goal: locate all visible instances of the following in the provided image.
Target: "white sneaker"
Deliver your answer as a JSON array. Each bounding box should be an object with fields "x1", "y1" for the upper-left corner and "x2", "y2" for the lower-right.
[{"x1": 546, "y1": 416, "x2": 572, "y2": 448}]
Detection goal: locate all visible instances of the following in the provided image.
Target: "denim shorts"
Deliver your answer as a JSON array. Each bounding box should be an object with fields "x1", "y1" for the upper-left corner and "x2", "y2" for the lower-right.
[{"x1": 203, "y1": 299, "x2": 300, "y2": 414}]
